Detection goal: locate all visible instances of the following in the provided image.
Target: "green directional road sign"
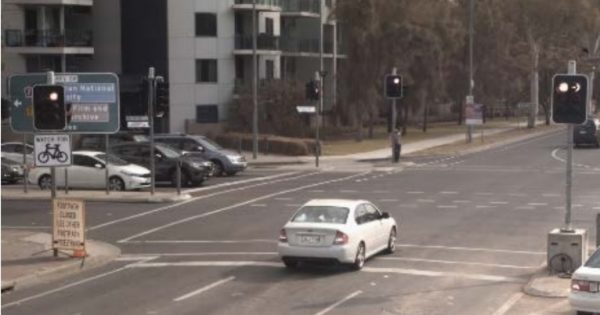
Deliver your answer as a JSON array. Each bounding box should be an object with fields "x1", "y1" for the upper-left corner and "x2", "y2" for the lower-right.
[{"x1": 9, "y1": 73, "x2": 120, "y2": 133}]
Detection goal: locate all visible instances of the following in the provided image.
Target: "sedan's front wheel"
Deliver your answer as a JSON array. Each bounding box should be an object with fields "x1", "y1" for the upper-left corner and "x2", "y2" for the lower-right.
[
  {"x1": 385, "y1": 228, "x2": 397, "y2": 254},
  {"x1": 351, "y1": 242, "x2": 366, "y2": 271},
  {"x1": 283, "y1": 259, "x2": 298, "y2": 269}
]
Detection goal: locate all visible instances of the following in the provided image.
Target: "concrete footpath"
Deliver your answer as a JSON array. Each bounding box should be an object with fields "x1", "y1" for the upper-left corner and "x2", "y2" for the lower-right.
[
  {"x1": 1, "y1": 229, "x2": 120, "y2": 292},
  {"x1": 1, "y1": 190, "x2": 192, "y2": 203}
]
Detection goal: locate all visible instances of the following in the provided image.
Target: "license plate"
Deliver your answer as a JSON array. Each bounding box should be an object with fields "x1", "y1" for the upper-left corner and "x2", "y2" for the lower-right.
[{"x1": 299, "y1": 235, "x2": 321, "y2": 244}]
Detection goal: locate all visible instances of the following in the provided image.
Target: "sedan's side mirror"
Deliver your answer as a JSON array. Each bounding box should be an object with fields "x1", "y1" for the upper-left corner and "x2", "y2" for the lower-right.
[{"x1": 381, "y1": 212, "x2": 390, "y2": 219}]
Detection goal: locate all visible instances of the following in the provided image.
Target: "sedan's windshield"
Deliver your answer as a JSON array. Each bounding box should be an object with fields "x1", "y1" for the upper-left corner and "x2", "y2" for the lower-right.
[
  {"x1": 96, "y1": 154, "x2": 129, "y2": 166},
  {"x1": 193, "y1": 136, "x2": 223, "y2": 151},
  {"x1": 585, "y1": 249, "x2": 600, "y2": 268},
  {"x1": 156, "y1": 144, "x2": 182, "y2": 159},
  {"x1": 292, "y1": 206, "x2": 349, "y2": 224}
]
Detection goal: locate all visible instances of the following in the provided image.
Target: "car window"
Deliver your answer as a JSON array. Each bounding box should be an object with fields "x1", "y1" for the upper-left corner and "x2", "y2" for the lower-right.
[
  {"x1": 156, "y1": 144, "x2": 181, "y2": 158},
  {"x1": 96, "y1": 154, "x2": 128, "y2": 166},
  {"x1": 182, "y1": 139, "x2": 200, "y2": 151},
  {"x1": 2, "y1": 144, "x2": 17, "y2": 153},
  {"x1": 193, "y1": 136, "x2": 222, "y2": 151},
  {"x1": 73, "y1": 155, "x2": 101, "y2": 168},
  {"x1": 291, "y1": 206, "x2": 349, "y2": 224},
  {"x1": 355, "y1": 204, "x2": 369, "y2": 224},
  {"x1": 585, "y1": 249, "x2": 600, "y2": 268},
  {"x1": 364, "y1": 203, "x2": 381, "y2": 221}
]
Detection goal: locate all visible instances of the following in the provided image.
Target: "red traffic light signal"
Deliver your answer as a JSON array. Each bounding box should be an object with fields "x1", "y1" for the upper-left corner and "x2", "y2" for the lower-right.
[
  {"x1": 552, "y1": 74, "x2": 588, "y2": 124},
  {"x1": 33, "y1": 84, "x2": 66, "y2": 131}
]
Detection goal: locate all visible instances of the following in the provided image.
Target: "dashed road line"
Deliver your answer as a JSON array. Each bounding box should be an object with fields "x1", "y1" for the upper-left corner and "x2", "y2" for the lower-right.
[
  {"x1": 440, "y1": 191, "x2": 458, "y2": 195},
  {"x1": 490, "y1": 201, "x2": 508, "y2": 205},
  {"x1": 527, "y1": 203, "x2": 547, "y2": 206},
  {"x1": 314, "y1": 290, "x2": 363, "y2": 315},
  {"x1": 379, "y1": 257, "x2": 538, "y2": 269},
  {"x1": 173, "y1": 276, "x2": 235, "y2": 302},
  {"x1": 436, "y1": 205, "x2": 458, "y2": 209},
  {"x1": 406, "y1": 191, "x2": 425, "y2": 194},
  {"x1": 491, "y1": 292, "x2": 524, "y2": 315}
]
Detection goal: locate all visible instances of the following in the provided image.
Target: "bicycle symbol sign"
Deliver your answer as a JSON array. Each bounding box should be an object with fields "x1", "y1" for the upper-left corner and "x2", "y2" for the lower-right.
[{"x1": 34, "y1": 134, "x2": 72, "y2": 167}]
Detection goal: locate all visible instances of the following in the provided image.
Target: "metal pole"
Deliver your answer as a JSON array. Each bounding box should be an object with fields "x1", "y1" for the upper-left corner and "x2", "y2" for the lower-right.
[
  {"x1": 332, "y1": 0, "x2": 337, "y2": 113},
  {"x1": 467, "y1": 0, "x2": 474, "y2": 143},
  {"x1": 22, "y1": 134, "x2": 28, "y2": 193},
  {"x1": 148, "y1": 67, "x2": 156, "y2": 195},
  {"x1": 390, "y1": 67, "x2": 398, "y2": 162},
  {"x1": 176, "y1": 158, "x2": 181, "y2": 195},
  {"x1": 596, "y1": 213, "x2": 600, "y2": 248},
  {"x1": 252, "y1": 0, "x2": 258, "y2": 159},
  {"x1": 64, "y1": 168, "x2": 68, "y2": 194},
  {"x1": 315, "y1": 72, "x2": 321, "y2": 168},
  {"x1": 47, "y1": 71, "x2": 57, "y2": 199},
  {"x1": 563, "y1": 60, "x2": 577, "y2": 232},
  {"x1": 105, "y1": 134, "x2": 109, "y2": 195}
]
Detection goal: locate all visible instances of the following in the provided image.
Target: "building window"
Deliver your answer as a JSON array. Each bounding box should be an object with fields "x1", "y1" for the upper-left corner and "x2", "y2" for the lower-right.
[
  {"x1": 195, "y1": 13, "x2": 217, "y2": 37},
  {"x1": 235, "y1": 56, "x2": 245, "y2": 81},
  {"x1": 196, "y1": 59, "x2": 218, "y2": 83},
  {"x1": 266, "y1": 60, "x2": 274, "y2": 79},
  {"x1": 196, "y1": 105, "x2": 219, "y2": 123},
  {"x1": 265, "y1": 17, "x2": 274, "y2": 35}
]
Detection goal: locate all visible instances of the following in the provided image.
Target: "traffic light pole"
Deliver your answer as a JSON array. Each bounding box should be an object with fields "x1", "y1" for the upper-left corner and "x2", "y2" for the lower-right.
[
  {"x1": 148, "y1": 67, "x2": 156, "y2": 196},
  {"x1": 45, "y1": 71, "x2": 58, "y2": 199},
  {"x1": 563, "y1": 60, "x2": 577, "y2": 232}
]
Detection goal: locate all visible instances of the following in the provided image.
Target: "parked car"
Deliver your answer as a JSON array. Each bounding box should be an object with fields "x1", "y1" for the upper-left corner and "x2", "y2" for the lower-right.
[
  {"x1": 1, "y1": 142, "x2": 34, "y2": 166},
  {"x1": 574, "y1": 117, "x2": 600, "y2": 148},
  {"x1": 570, "y1": 247, "x2": 600, "y2": 315},
  {"x1": 153, "y1": 134, "x2": 247, "y2": 176},
  {"x1": 2, "y1": 157, "x2": 24, "y2": 184},
  {"x1": 109, "y1": 142, "x2": 211, "y2": 187},
  {"x1": 76, "y1": 133, "x2": 149, "y2": 151},
  {"x1": 277, "y1": 199, "x2": 398, "y2": 270},
  {"x1": 28, "y1": 151, "x2": 151, "y2": 191}
]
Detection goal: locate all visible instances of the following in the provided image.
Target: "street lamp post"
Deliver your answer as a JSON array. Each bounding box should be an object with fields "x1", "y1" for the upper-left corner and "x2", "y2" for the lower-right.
[{"x1": 252, "y1": 0, "x2": 259, "y2": 159}]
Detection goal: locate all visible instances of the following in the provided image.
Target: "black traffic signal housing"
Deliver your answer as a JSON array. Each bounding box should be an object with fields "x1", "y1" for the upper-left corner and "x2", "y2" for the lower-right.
[
  {"x1": 155, "y1": 81, "x2": 169, "y2": 118},
  {"x1": 552, "y1": 74, "x2": 588, "y2": 124},
  {"x1": 305, "y1": 80, "x2": 320, "y2": 101},
  {"x1": 385, "y1": 74, "x2": 403, "y2": 99},
  {"x1": 33, "y1": 84, "x2": 66, "y2": 131}
]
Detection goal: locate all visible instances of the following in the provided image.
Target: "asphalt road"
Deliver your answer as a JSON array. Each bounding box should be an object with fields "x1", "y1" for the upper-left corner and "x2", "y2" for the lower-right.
[{"x1": 2, "y1": 130, "x2": 599, "y2": 315}]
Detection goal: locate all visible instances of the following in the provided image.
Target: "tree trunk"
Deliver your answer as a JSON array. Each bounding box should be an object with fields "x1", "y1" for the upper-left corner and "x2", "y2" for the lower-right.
[{"x1": 421, "y1": 90, "x2": 428, "y2": 133}]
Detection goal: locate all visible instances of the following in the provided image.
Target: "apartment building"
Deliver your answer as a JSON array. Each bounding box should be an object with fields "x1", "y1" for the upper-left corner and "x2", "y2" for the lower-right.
[{"x1": 1, "y1": 0, "x2": 344, "y2": 134}]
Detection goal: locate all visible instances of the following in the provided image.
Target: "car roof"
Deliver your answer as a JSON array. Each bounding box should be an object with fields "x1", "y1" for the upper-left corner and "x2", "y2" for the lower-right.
[
  {"x1": 72, "y1": 151, "x2": 105, "y2": 157},
  {"x1": 1, "y1": 142, "x2": 32, "y2": 147},
  {"x1": 302, "y1": 199, "x2": 370, "y2": 209}
]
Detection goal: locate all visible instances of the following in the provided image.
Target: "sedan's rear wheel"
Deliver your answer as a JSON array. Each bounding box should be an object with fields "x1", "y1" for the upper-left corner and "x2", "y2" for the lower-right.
[
  {"x1": 385, "y1": 228, "x2": 397, "y2": 254},
  {"x1": 38, "y1": 174, "x2": 52, "y2": 190},
  {"x1": 351, "y1": 242, "x2": 366, "y2": 270}
]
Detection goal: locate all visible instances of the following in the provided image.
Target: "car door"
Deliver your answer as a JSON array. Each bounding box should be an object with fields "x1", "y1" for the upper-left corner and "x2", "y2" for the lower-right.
[
  {"x1": 354, "y1": 204, "x2": 378, "y2": 254},
  {"x1": 364, "y1": 203, "x2": 387, "y2": 249},
  {"x1": 153, "y1": 147, "x2": 173, "y2": 181},
  {"x1": 69, "y1": 154, "x2": 104, "y2": 188}
]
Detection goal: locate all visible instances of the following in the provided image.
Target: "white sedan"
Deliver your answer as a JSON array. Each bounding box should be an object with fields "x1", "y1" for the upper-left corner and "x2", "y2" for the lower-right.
[
  {"x1": 29, "y1": 151, "x2": 151, "y2": 191},
  {"x1": 277, "y1": 199, "x2": 398, "y2": 270},
  {"x1": 570, "y1": 247, "x2": 600, "y2": 315}
]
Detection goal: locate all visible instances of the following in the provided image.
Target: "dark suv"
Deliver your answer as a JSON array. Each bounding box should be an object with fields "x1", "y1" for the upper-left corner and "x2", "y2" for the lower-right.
[
  {"x1": 573, "y1": 117, "x2": 600, "y2": 148},
  {"x1": 109, "y1": 142, "x2": 211, "y2": 186},
  {"x1": 154, "y1": 134, "x2": 247, "y2": 176}
]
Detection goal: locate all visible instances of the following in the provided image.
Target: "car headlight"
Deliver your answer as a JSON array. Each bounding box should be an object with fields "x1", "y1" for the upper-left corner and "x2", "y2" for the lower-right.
[
  {"x1": 190, "y1": 162, "x2": 205, "y2": 169},
  {"x1": 227, "y1": 155, "x2": 241, "y2": 163}
]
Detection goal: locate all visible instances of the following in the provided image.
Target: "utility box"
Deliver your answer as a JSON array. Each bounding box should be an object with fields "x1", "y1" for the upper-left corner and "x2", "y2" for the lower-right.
[{"x1": 547, "y1": 228, "x2": 588, "y2": 273}]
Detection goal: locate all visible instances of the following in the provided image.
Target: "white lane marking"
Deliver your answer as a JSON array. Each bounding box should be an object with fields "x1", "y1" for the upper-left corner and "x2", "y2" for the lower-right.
[
  {"x1": 490, "y1": 201, "x2": 508, "y2": 205},
  {"x1": 528, "y1": 203, "x2": 548, "y2": 206},
  {"x1": 452, "y1": 200, "x2": 471, "y2": 204},
  {"x1": 131, "y1": 261, "x2": 282, "y2": 268},
  {"x1": 395, "y1": 244, "x2": 544, "y2": 255},
  {"x1": 340, "y1": 190, "x2": 357, "y2": 193},
  {"x1": 379, "y1": 199, "x2": 399, "y2": 202},
  {"x1": 406, "y1": 191, "x2": 424, "y2": 194},
  {"x1": 436, "y1": 205, "x2": 458, "y2": 209},
  {"x1": 594, "y1": 207, "x2": 600, "y2": 210},
  {"x1": 1, "y1": 256, "x2": 158, "y2": 309},
  {"x1": 123, "y1": 239, "x2": 276, "y2": 244},
  {"x1": 417, "y1": 199, "x2": 436, "y2": 203},
  {"x1": 363, "y1": 267, "x2": 525, "y2": 283},
  {"x1": 115, "y1": 255, "x2": 160, "y2": 261},
  {"x1": 121, "y1": 252, "x2": 278, "y2": 257},
  {"x1": 314, "y1": 290, "x2": 363, "y2": 315},
  {"x1": 250, "y1": 204, "x2": 267, "y2": 207},
  {"x1": 379, "y1": 257, "x2": 538, "y2": 269},
  {"x1": 551, "y1": 148, "x2": 566, "y2": 163},
  {"x1": 491, "y1": 292, "x2": 524, "y2": 315},
  {"x1": 440, "y1": 191, "x2": 458, "y2": 195},
  {"x1": 173, "y1": 276, "x2": 235, "y2": 302},
  {"x1": 118, "y1": 172, "x2": 370, "y2": 243},
  {"x1": 183, "y1": 171, "x2": 299, "y2": 194},
  {"x1": 308, "y1": 190, "x2": 324, "y2": 193},
  {"x1": 89, "y1": 171, "x2": 312, "y2": 231},
  {"x1": 274, "y1": 197, "x2": 293, "y2": 201}
]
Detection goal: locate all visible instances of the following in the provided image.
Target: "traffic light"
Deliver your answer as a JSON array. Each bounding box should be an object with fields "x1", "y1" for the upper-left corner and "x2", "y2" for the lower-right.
[
  {"x1": 155, "y1": 81, "x2": 169, "y2": 118},
  {"x1": 33, "y1": 85, "x2": 66, "y2": 131},
  {"x1": 305, "y1": 80, "x2": 320, "y2": 101},
  {"x1": 552, "y1": 74, "x2": 588, "y2": 124},
  {"x1": 385, "y1": 75, "x2": 403, "y2": 99}
]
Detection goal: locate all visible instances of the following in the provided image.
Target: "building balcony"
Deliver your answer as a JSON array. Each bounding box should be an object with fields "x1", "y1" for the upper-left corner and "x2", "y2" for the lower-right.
[
  {"x1": 281, "y1": 0, "x2": 320, "y2": 17},
  {"x1": 4, "y1": 29, "x2": 93, "y2": 49},
  {"x1": 4, "y1": 0, "x2": 93, "y2": 5},
  {"x1": 234, "y1": 34, "x2": 281, "y2": 55},
  {"x1": 281, "y1": 38, "x2": 340, "y2": 55},
  {"x1": 232, "y1": 0, "x2": 282, "y2": 12}
]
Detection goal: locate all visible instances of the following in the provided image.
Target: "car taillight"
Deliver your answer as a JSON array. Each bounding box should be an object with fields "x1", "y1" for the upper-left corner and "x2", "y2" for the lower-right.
[
  {"x1": 333, "y1": 230, "x2": 349, "y2": 245},
  {"x1": 572, "y1": 279, "x2": 600, "y2": 293},
  {"x1": 279, "y1": 229, "x2": 288, "y2": 243}
]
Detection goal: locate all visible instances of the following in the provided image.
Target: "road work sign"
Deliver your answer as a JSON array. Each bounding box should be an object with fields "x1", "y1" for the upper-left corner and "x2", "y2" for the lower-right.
[{"x1": 53, "y1": 199, "x2": 86, "y2": 251}]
